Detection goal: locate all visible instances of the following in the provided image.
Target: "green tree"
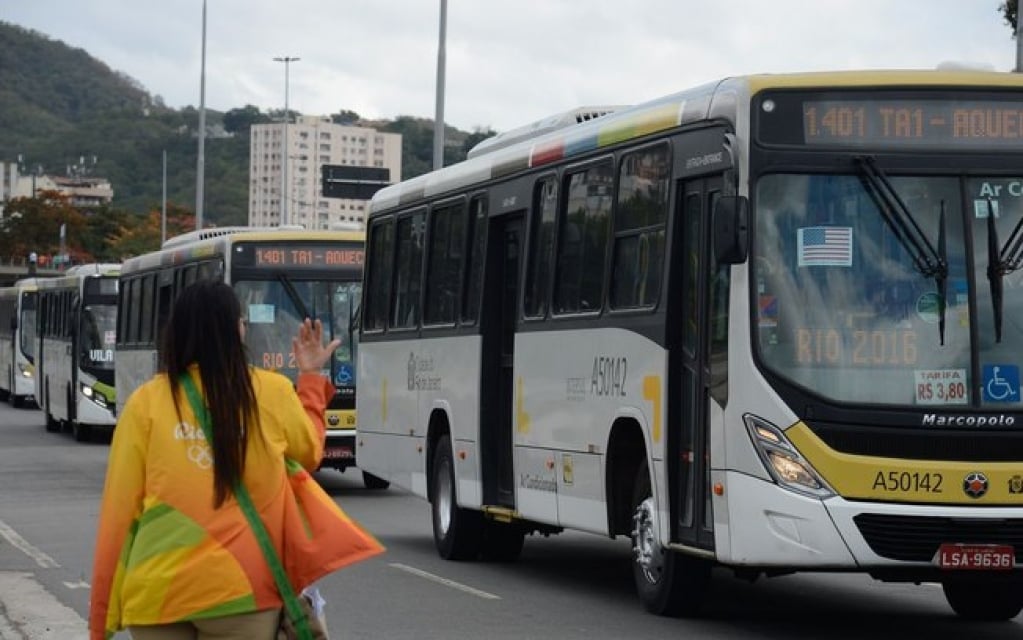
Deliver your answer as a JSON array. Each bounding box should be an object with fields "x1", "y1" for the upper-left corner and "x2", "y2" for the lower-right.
[
  {"x1": 1002, "y1": 0, "x2": 1018, "y2": 32},
  {"x1": 0, "y1": 190, "x2": 86, "y2": 262},
  {"x1": 105, "y1": 202, "x2": 195, "y2": 259},
  {"x1": 222, "y1": 104, "x2": 270, "y2": 135},
  {"x1": 331, "y1": 110, "x2": 361, "y2": 125}
]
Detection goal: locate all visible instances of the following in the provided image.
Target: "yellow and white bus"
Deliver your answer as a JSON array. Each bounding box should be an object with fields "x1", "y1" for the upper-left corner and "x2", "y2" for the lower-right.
[
  {"x1": 0, "y1": 278, "x2": 41, "y2": 408},
  {"x1": 357, "y1": 70, "x2": 1023, "y2": 620},
  {"x1": 116, "y1": 226, "x2": 388, "y2": 489},
  {"x1": 37, "y1": 264, "x2": 120, "y2": 441}
]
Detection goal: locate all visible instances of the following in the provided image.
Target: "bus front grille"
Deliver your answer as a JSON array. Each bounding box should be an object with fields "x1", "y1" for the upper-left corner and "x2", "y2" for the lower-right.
[{"x1": 853, "y1": 513, "x2": 1023, "y2": 562}]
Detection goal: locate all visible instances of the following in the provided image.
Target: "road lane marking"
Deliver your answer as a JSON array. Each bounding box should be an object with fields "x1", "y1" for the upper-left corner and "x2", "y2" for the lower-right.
[
  {"x1": 389, "y1": 563, "x2": 500, "y2": 600},
  {"x1": 0, "y1": 571, "x2": 87, "y2": 639},
  {"x1": 62, "y1": 580, "x2": 90, "y2": 590},
  {"x1": 0, "y1": 520, "x2": 59, "y2": 569}
]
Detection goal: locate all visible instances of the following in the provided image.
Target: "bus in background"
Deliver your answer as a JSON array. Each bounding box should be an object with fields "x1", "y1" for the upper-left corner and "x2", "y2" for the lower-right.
[
  {"x1": 0, "y1": 278, "x2": 41, "y2": 408},
  {"x1": 37, "y1": 264, "x2": 120, "y2": 441},
  {"x1": 357, "y1": 70, "x2": 1023, "y2": 620},
  {"x1": 115, "y1": 226, "x2": 388, "y2": 489}
]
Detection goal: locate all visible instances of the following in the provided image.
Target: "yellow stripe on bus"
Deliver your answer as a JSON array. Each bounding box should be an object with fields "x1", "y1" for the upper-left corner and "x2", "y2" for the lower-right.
[{"x1": 787, "y1": 422, "x2": 1023, "y2": 505}]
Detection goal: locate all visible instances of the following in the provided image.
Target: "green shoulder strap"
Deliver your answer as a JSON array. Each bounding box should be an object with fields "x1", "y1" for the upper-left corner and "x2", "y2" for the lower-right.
[{"x1": 180, "y1": 374, "x2": 313, "y2": 640}]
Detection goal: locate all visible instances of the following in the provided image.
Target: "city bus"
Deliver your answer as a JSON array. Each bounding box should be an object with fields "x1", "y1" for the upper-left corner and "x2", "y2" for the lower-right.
[
  {"x1": 0, "y1": 278, "x2": 41, "y2": 408},
  {"x1": 36, "y1": 264, "x2": 120, "y2": 441},
  {"x1": 356, "y1": 69, "x2": 1023, "y2": 620},
  {"x1": 115, "y1": 226, "x2": 388, "y2": 489}
]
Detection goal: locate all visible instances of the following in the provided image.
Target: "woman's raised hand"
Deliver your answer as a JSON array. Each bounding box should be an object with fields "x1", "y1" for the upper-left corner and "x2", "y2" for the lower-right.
[{"x1": 292, "y1": 318, "x2": 342, "y2": 375}]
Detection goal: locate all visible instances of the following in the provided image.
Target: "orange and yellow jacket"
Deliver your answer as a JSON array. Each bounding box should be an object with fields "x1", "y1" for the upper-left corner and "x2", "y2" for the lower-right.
[{"x1": 89, "y1": 366, "x2": 379, "y2": 640}]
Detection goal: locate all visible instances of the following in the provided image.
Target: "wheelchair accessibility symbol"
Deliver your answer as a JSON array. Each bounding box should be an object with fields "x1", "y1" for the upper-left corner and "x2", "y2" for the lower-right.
[{"x1": 982, "y1": 364, "x2": 1020, "y2": 403}]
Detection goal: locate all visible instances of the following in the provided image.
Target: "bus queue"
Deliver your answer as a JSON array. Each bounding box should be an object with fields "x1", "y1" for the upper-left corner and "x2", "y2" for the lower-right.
[{"x1": 4, "y1": 68, "x2": 1023, "y2": 623}]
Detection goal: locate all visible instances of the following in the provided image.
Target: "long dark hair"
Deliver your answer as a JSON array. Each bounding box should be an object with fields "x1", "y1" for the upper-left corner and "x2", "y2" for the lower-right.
[{"x1": 161, "y1": 280, "x2": 257, "y2": 508}]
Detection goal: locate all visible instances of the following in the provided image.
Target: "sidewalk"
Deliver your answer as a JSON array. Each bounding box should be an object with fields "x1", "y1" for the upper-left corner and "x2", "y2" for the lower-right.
[{"x1": 0, "y1": 572, "x2": 88, "y2": 640}]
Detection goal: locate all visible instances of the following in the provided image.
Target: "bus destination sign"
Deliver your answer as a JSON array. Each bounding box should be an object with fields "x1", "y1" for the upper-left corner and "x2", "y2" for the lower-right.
[
  {"x1": 805, "y1": 99, "x2": 1023, "y2": 148},
  {"x1": 235, "y1": 242, "x2": 364, "y2": 271},
  {"x1": 758, "y1": 93, "x2": 1023, "y2": 150}
]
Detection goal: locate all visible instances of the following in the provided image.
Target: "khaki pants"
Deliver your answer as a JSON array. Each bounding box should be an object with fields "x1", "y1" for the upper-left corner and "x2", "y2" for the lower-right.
[{"x1": 128, "y1": 608, "x2": 280, "y2": 640}]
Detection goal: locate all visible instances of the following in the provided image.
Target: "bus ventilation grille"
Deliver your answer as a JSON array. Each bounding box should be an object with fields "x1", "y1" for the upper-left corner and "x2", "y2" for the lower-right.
[{"x1": 853, "y1": 513, "x2": 1023, "y2": 562}]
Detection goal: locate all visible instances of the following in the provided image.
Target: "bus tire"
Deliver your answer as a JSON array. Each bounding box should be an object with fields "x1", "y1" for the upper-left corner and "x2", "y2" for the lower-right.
[
  {"x1": 362, "y1": 471, "x2": 390, "y2": 490},
  {"x1": 480, "y1": 520, "x2": 525, "y2": 562},
  {"x1": 73, "y1": 421, "x2": 91, "y2": 443},
  {"x1": 431, "y1": 434, "x2": 482, "y2": 560},
  {"x1": 631, "y1": 460, "x2": 710, "y2": 617},
  {"x1": 943, "y1": 577, "x2": 1023, "y2": 621}
]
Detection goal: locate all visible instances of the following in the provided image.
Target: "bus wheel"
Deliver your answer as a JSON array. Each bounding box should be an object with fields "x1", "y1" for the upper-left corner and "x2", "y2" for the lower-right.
[
  {"x1": 72, "y1": 421, "x2": 91, "y2": 443},
  {"x1": 631, "y1": 460, "x2": 710, "y2": 617},
  {"x1": 431, "y1": 434, "x2": 482, "y2": 560},
  {"x1": 362, "y1": 471, "x2": 390, "y2": 490},
  {"x1": 943, "y1": 578, "x2": 1023, "y2": 621},
  {"x1": 480, "y1": 520, "x2": 524, "y2": 562}
]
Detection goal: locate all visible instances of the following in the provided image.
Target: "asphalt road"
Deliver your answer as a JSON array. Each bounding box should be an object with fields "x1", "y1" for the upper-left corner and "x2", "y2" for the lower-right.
[{"x1": 0, "y1": 399, "x2": 1019, "y2": 639}]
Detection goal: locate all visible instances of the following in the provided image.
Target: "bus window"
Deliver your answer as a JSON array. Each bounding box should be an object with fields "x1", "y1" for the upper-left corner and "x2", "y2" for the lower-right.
[
  {"x1": 610, "y1": 144, "x2": 670, "y2": 309},
  {"x1": 391, "y1": 211, "x2": 425, "y2": 329},
  {"x1": 525, "y1": 177, "x2": 558, "y2": 318},
  {"x1": 364, "y1": 220, "x2": 394, "y2": 331},
  {"x1": 461, "y1": 196, "x2": 487, "y2": 324},
  {"x1": 554, "y1": 159, "x2": 613, "y2": 314},
  {"x1": 425, "y1": 201, "x2": 466, "y2": 325}
]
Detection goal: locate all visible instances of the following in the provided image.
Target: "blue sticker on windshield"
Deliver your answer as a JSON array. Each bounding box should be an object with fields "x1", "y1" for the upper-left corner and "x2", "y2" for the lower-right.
[
  {"x1": 335, "y1": 363, "x2": 354, "y2": 386},
  {"x1": 982, "y1": 364, "x2": 1020, "y2": 403}
]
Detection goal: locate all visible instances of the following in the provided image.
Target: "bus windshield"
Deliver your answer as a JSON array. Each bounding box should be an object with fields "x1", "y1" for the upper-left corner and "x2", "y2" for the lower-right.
[
  {"x1": 754, "y1": 173, "x2": 1023, "y2": 408},
  {"x1": 19, "y1": 292, "x2": 36, "y2": 362},
  {"x1": 235, "y1": 279, "x2": 360, "y2": 389},
  {"x1": 80, "y1": 304, "x2": 117, "y2": 380}
]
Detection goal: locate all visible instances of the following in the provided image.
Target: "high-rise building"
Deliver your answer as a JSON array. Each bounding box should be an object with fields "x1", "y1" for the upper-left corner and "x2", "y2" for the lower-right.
[{"x1": 248, "y1": 116, "x2": 402, "y2": 229}]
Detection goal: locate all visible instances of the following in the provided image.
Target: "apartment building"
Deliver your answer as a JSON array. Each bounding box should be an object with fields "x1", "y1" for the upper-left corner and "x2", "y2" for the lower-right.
[
  {"x1": 248, "y1": 116, "x2": 402, "y2": 229},
  {"x1": 0, "y1": 162, "x2": 113, "y2": 217}
]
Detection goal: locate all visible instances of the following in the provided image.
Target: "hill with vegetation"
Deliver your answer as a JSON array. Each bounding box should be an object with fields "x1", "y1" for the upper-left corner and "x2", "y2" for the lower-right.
[{"x1": 0, "y1": 21, "x2": 495, "y2": 228}]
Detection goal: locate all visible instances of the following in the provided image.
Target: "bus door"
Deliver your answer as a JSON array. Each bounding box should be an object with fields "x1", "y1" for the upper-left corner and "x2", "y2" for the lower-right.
[
  {"x1": 479, "y1": 212, "x2": 523, "y2": 508},
  {"x1": 671, "y1": 175, "x2": 723, "y2": 550}
]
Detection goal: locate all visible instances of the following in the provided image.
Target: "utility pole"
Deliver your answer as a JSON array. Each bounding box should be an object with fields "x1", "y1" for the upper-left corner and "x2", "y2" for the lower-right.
[
  {"x1": 274, "y1": 56, "x2": 300, "y2": 226},
  {"x1": 162, "y1": 150, "x2": 168, "y2": 245},
  {"x1": 1017, "y1": 13, "x2": 1023, "y2": 72},
  {"x1": 195, "y1": 0, "x2": 207, "y2": 229},
  {"x1": 433, "y1": 0, "x2": 447, "y2": 171}
]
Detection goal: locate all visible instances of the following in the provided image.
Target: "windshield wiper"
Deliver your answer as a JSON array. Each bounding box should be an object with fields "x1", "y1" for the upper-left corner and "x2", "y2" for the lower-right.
[
  {"x1": 275, "y1": 273, "x2": 313, "y2": 322},
  {"x1": 855, "y1": 156, "x2": 948, "y2": 344}
]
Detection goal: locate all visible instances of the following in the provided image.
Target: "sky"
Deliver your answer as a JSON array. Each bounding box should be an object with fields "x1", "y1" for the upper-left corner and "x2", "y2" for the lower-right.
[{"x1": 3, "y1": 1, "x2": 1021, "y2": 133}]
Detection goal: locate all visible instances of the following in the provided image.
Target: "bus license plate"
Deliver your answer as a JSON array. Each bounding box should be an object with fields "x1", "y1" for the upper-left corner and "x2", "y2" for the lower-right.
[
  {"x1": 936, "y1": 544, "x2": 1015, "y2": 570},
  {"x1": 323, "y1": 447, "x2": 353, "y2": 460}
]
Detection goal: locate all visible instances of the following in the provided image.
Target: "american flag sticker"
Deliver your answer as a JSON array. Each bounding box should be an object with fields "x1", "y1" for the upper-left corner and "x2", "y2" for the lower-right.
[{"x1": 797, "y1": 226, "x2": 853, "y2": 267}]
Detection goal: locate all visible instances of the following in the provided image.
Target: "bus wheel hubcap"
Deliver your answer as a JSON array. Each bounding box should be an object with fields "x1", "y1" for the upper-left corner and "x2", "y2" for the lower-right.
[{"x1": 632, "y1": 496, "x2": 664, "y2": 584}]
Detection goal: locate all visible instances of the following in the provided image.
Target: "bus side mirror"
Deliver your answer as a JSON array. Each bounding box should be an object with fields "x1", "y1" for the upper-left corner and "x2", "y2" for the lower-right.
[{"x1": 713, "y1": 195, "x2": 749, "y2": 264}]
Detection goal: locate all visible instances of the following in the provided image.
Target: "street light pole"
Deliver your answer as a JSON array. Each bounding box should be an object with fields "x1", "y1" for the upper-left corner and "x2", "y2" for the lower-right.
[
  {"x1": 273, "y1": 56, "x2": 299, "y2": 226},
  {"x1": 433, "y1": 0, "x2": 447, "y2": 171},
  {"x1": 196, "y1": 0, "x2": 207, "y2": 230}
]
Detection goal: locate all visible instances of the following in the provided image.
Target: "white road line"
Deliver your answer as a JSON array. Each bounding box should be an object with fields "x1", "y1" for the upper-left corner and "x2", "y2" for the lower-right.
[
  {"x1": 62, "y1": 580, "x2": 90, "y2": 590},
  {"x1": 0, "y1": 571, "x2": 87, "y2": 639},
  {"x1": 0, "y1": 520, "x2": 59, "y2": 569},
  {"x1": 389, "y1": 562, "x2": 501, "y2": 600}
]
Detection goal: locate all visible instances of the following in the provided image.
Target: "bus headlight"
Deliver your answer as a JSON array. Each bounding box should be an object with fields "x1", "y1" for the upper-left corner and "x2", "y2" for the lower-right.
[
  {"x1": 17, "y1": 363, "x2": 32, "y2": 378},
  {"x1": 81, "y1": 383, "x2": 108, "y2": 408},
  {"x1": 744, "y1": 414, "x2": 834, "y2": 499}
]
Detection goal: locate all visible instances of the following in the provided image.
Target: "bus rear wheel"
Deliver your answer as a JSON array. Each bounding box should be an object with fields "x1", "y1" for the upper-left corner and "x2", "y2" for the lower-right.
[
  {"x1": 431, "y1": 434, "x2": 482, "y2": 560},
  {"x1": 942, "y1": 577, "x2": 1023, "y2": 621},
  {"x1": 631, "y1": 460, "x2": 710, "y2": 617}
]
